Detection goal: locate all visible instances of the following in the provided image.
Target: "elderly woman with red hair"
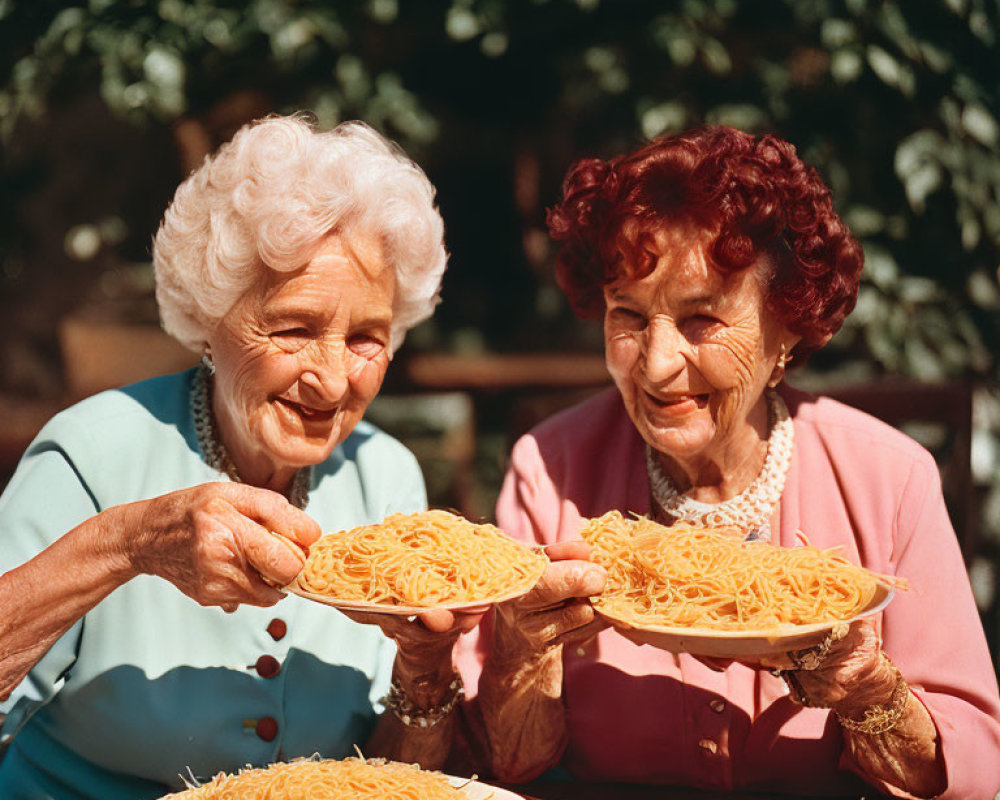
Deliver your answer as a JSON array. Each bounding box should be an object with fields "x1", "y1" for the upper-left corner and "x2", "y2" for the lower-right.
[{"x1": 458, "y1": 126, "x2": 1000, "y2": 798}]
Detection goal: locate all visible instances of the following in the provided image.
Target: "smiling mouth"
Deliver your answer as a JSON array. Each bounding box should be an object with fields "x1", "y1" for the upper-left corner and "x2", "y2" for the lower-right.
[
  {"x1": 643, "y1": 391, "x2": 710, "y2": 411},
  {"x1": 275, "y1": 397, "x2": 338, "y2": 424}
]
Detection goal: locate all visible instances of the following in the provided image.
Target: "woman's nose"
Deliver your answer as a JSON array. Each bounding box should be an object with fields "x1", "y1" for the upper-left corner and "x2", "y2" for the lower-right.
[
  {"x1": 641, "y1": 317, "x2": 688, "y2": 382},
  {"x1": 298, "y1": 347, "x2": 348, "y2": 406}
]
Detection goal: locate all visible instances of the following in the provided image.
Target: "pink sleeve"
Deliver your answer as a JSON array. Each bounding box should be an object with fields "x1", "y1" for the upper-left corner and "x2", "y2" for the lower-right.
[
  {"x1": 839, "y1": 451, "x2": 1000, "y2": 798},
  {"x1": 496, "y1": 433, "x2": 565, "y2": 548}
]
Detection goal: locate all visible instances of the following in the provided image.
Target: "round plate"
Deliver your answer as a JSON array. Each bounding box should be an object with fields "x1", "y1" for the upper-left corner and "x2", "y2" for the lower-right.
[
  {"x1": 450, "y1": 775, "x2": 524, "y2": 799},
  {"x1": 598, "y1": 583, "x2": 895, "y2": 658},
  {"x1": 285, "y1": 583, "x2": 535, "y2": 616}
]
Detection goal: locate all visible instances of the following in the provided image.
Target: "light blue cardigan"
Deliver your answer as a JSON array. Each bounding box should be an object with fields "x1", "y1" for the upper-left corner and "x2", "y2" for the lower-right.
[{"x1": 0, "y1": 368, "x2": 425, "y2": 799}]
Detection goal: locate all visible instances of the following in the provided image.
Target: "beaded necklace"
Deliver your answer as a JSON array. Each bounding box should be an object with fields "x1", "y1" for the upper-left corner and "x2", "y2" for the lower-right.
[
  {"x1": 645, "y1": 390, "x2": 793, "y2": 542},
  {"x1": 190, "y1": 363, "x2": 312, "y2": 510}
]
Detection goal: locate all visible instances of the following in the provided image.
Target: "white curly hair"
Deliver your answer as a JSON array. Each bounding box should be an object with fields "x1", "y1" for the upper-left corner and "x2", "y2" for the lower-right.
[{"x1": 153, "y1": 115, "x2": 447, "y2": 353}]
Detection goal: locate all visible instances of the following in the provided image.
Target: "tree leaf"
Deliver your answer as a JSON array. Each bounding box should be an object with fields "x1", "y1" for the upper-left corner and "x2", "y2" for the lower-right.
[{"x1": 961, "y1": 104, "x2": 999, "y2": 147}]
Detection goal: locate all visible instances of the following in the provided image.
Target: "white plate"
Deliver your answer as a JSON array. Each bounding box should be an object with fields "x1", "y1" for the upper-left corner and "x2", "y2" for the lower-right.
[
  {"x1": 450, "y1": 776, "x2": 525, "y2": 799},
  {"x1": 598, "y1": 583, "x2": 895, "y2": 658},
  {"x1": 285, "y1": 583, "x2": 535, "y2": 616}
]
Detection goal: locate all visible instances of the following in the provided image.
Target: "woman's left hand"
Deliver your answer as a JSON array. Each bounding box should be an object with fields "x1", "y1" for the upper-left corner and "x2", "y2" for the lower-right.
[
  {"x1": 756, "y1": 618, "x2": 945, "y2": 796},
  {"x1": 755, "y1": 618, "x2": 897, "y2": 714}
]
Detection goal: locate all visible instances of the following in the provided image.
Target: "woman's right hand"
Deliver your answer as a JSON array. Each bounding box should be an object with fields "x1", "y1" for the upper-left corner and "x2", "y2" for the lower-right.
[
  {"x1": 116, "y1": 482, "x2": 321, "y2": 611},
  {"x1": 493, "y1": 540, "x2": 608, "y2": 660}
]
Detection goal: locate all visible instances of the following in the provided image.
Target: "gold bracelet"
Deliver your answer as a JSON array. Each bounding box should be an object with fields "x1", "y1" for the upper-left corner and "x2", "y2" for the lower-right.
[{"x1": 835, "y1": 660, "x2": 910, "y2": 736}]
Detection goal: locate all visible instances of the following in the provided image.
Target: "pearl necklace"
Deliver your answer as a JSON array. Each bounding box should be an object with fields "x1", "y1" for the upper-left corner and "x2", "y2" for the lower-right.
[
  {"x1": 190, "y1": 364, "x2": 312, "y2": 510},
  {"x1": 645, "y1": 390, "x2": 793, "y2": 542}
]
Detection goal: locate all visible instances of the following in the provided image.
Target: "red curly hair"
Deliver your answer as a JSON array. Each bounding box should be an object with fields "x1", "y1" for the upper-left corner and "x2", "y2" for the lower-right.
[{"x1": 546, "y1": 125, "x2": 863, "y2": 359}]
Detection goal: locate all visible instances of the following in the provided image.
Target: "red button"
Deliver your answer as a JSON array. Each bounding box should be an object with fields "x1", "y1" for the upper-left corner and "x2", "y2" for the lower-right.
[
  {"x1": 255, "y1": 655, "x2": 280, "y2": 678},
  {"x1": 255, "y1": 716, "x2": 278, "y2": 742},
  {"x1": 267, "y1": 619, "x2": 287, "y2": 641}
]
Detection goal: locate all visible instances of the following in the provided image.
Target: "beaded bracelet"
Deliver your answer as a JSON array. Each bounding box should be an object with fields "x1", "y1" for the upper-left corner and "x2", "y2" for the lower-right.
[
  {"x1": 384, "y1": 674, "x2": 464, "y2": 729},
  {"x1": 835, "y1": 661, "x2": 910, "y2": 736}
]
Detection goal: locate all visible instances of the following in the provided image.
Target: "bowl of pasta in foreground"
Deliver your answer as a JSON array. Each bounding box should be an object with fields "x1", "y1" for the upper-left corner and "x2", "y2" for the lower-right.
[
  {"x1": 159, "y1": 756, "x2": 525, "y2": 799},
  {"x1": 598, "y1": 583, "x2": 895, "y2": 658}
]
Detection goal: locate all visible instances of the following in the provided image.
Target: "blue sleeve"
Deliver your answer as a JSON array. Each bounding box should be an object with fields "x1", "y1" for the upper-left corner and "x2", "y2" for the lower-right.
[{"x1": 0, "y1": 431, "x2": 101, "y2": 744}]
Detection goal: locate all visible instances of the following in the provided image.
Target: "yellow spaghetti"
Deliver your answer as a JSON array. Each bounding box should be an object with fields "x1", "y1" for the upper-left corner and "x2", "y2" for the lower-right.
[
  {"x1": 161, "y1": 756, "x2": 464, "y2": 799},
  {"x1": 295, "y1": 510, "x2": 548, "y2": 607},
  {"x1": 583, "y1": 511, "x2": 901, "y2": 631}
]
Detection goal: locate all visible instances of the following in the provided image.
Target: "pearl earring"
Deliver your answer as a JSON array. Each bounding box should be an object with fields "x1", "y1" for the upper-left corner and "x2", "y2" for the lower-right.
[{"x1": 201, "y1": 353, "x2": 216, "y2": 376}]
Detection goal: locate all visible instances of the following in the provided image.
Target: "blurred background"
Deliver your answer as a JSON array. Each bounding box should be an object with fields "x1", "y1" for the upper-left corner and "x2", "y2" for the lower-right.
[{"x1": 1, "y1": 0, "x2": 998, "y2": 661}]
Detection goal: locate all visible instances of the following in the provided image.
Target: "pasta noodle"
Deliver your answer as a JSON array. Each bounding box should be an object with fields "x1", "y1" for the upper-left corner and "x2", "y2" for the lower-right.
[
  {"x1": 161, "y1": 756, "x2": 465, "y2": 799},
  {"x1": 583, "y1": 511, "x2": 902, "y2": 631},
  {"x1": 295, "y1": 510, "x2": 548, "y2": 607}
]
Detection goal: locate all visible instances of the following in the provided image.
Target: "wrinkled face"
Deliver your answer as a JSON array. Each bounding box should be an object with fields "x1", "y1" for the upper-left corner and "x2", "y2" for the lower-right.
[
  {"x1": 603, "y1": 224, "x2": 790, "y2": 467},
  {"x1": 207, "y1": 231, "x2": 394, "y2": 485}
]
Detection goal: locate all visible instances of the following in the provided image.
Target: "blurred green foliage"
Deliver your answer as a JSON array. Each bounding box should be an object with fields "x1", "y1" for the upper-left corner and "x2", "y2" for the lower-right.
[
  {"x1": 0, "y1": 0, "x2": 438, "y2": 143},
  {"x1": 1, "y1": 0, "x2": 998, "y2": 533},
  {"x1": 3, "y1": 0, "x2": 996, "y2": 370}
]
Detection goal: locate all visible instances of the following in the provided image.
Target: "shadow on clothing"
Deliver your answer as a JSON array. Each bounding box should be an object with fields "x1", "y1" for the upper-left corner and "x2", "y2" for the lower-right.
[
  {"x1": 558, "y1": 661, "x2": 868, "y2": 797},
  {"x1": 2, "y1": 653, "x2": 378, "y2": 800}
]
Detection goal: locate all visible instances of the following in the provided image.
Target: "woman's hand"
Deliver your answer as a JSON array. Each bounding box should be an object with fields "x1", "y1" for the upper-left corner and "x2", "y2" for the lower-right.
[
  {"x1": 493, "y1": 540, "x2": 608, "y2": 661},
  {"x1": 343, "y1": 607, "x2": 486, "y2": 696},
  {"x1": 358, "y1": 608, "x2": 486, "y2": 768},
  {"x1": 755, "y1": 619, "x2": 889, "y2": 712},
  {"x1": 756, "y1": 618, "x2": 945, "y2": 796},
  {"x1": 473, "y1": 541, "x2": 606, "y2": 782},
  {"x1": 119, "y1": 482, "x2": 321, "y2": 611}
]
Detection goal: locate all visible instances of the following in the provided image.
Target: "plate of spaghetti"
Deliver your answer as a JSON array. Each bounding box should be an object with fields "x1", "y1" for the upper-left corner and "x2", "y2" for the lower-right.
[
  {"x1": 160, "y1": 755, "x2": 524, "y2": 799},
  {"x1": 583, "y1": 511, "x2": 901, "y2": 657},
  {"x1": 288, "y1": 510, "x2": 549, "y2": 614}
]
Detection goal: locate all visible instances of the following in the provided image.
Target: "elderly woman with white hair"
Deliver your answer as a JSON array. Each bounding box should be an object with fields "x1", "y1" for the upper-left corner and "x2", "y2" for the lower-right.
[{"x1": 0, "y1": 116, "x2": 471, "y2": 798}]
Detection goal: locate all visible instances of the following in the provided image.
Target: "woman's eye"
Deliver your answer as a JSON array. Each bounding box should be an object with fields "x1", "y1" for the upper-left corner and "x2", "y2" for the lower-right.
[
  {"x1": 683, "y1": 315, "x2": 724, "y2": 339},
  {"x1": 609, "y1": 307, "x2": 646, "y2": 330},
  {"x1": 348, "y1": 335, "x2": 385, "y2": 358},
  {"x1": 270, "y1": 328, "x2": 312, "y2": 349}
]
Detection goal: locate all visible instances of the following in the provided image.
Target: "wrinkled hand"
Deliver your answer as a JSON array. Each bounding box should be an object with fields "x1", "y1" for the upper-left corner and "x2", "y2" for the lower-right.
[
  {"x1": 476, "y1": 540, "x2": 608, "y2": 774},
  {"x1": 494, "y1": 540, "x2": 609, "y2": 660},
  {"x1": 120, "y1": 482, "x2": 321, "y2": 611},
  {"x1": 343, "y1": 607, "x2": 486, "y2": 710},
  {"x1": 754, "y1": 619, "x2": 892, "y2": 712}
]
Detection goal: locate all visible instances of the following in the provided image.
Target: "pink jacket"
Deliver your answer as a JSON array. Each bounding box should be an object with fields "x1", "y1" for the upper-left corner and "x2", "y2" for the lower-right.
[{"x1": 457, "y1": 387, "x2": 1000, "y2": 798}]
